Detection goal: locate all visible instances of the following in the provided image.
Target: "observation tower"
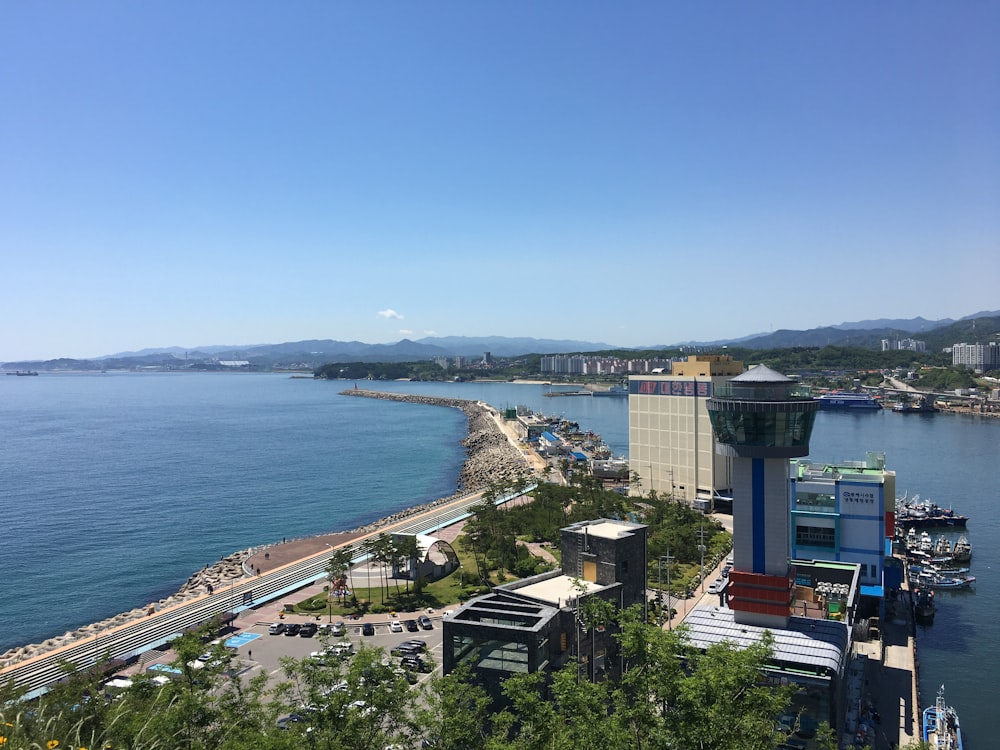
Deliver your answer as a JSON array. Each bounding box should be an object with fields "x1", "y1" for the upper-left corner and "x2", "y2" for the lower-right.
[{"x1": 706, "y1": 365, "x2": 819, "y2": 628}]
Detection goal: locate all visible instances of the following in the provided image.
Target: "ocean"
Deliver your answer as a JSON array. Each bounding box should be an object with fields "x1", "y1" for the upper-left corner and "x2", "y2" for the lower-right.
[{"x1": 1, "y1": 373, "x2": 997, "y2": 741}]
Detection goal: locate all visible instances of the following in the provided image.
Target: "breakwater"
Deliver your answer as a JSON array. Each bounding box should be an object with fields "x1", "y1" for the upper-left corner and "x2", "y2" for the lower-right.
[
  {"x1": 0, "y1": 387, "x2": 529, "y2": 668},
  {"x1": 339, "y1": 388, "x2": 530, "y2": 491}
]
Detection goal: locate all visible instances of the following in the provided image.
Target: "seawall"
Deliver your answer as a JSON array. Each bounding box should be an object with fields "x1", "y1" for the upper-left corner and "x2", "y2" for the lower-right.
[{"x1": 0, "y1": 388, "x2": 530, "y2": 667}]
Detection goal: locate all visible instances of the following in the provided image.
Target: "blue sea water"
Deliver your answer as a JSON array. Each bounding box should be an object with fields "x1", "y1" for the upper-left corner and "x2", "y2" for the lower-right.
[{"x1": 2, "y1": 373, "x2": 997, "y2": 741}]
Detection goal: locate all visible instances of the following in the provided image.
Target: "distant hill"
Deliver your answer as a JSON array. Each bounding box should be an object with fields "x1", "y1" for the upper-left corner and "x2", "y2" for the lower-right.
[{"x1": 5, "y1": 314, "x2": 999, "y2": 371}]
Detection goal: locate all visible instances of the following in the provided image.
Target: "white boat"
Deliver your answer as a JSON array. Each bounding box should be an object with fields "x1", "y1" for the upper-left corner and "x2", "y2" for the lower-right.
[{"x1": 919, "y1": 531, "x2": 934, "y2": 553}]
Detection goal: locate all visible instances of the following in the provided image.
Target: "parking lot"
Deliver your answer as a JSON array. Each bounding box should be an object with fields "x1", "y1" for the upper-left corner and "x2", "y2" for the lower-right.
[{"x1": 210, "y1": 613, "x2": 445, "y2": 693}]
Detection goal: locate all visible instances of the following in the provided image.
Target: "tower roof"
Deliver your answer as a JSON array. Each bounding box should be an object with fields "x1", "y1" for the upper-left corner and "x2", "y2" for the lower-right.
[{"x1": 730, "y1": 364, "x2": 793, "y2": 383}]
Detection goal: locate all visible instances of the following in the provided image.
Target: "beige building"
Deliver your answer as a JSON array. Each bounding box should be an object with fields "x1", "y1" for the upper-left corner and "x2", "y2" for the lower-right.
[{"x1": 628, "y1": 355, "x2": 744, "y2": 508}]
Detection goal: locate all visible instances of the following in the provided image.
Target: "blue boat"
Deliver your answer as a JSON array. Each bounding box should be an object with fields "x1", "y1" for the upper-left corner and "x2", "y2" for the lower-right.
[
  {"x1": 816, "y1": 391, "x2": 882, "y2": 410},
  {"x1": 923, "y1": 685, "x2": 963, "y2": 749}
]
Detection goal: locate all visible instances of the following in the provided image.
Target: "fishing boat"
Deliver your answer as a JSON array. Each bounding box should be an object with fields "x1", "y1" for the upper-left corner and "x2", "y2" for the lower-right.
[
  {"x1": 921, "y1": 573, "x2": 975, "y2": 590},
  {"x1": 919, "y1": 531, "x2": 934, "y2": 553},
  {"x1": 933, "y1": 535, "x2": 952, "y2": 557},
  {"x1": 922, "y1": 685, "x2": 962, "y2": 749},
  {"x1": 895, "y1": 494, "x2": 969, "y2": 528},
  {"x1": 951, "y1": 536, "x2": 972, "y2": 563},
  {"x1": 914, "y1": 587, "x2": 935, "y2": 620}
]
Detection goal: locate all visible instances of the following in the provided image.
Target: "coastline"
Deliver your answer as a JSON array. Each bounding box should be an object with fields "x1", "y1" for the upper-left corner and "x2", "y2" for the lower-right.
[{"x1": 0, "y1": 389, "x2": 529, "y2": 667}]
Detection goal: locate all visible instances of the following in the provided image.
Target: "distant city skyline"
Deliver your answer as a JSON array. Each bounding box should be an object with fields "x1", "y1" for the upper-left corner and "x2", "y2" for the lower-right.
[{"x1": 2, "y1": 4, "x2": 998, "y2": 361}]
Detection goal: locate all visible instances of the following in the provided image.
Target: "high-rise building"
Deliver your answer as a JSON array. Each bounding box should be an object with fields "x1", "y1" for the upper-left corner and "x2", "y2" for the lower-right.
[
  {"x1": 952, "y1": 341, "x2": 1000, "y2": 371},
  {"x1": 628, "y1": 355, "x2": 744, "y2": 507}
]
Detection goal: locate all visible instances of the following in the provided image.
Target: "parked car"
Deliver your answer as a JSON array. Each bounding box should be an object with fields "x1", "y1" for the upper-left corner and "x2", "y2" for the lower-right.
[
  {"x1": 389, "y1": 620, "x2": 403, "y2": 633},
  {"x1": 361, "y1": 622, "x2": 375, "y2": 636},
  {"x1": 299, "y1": 622, "x2": 318, "y2": 637},
  {"x1": 331, "y1": 621, "x2": 346, "y2": 636},
  {"x1": 268, "y1": 622, "x2": 285, "y2": 635},
  {"x1": 284, "y1": 623, "x2": 301, "y2": 636},
  {"x1": 390, "y1": 638, "x2": 427, "y2": 655},
  {"x1": 418, "y1": 615, "x2": 433, "y2": 630},
  {"x1": 276, "y1": 712, "x2": 309, "y2": 730},
  {"x1": 400, "y1": 655, "x2": 428, "y2": 672},
  {"x1": 403, "y1": 619, "x2": 419, "y2": 632},
  {"x1": 708, "y1": 578, "x2": 726, "y2": 594},
  {"x1": 391, "y1": 644, "x2": 422, "y2": 658},
  {"x1": 722, "y1": 564, "x2": 732, "y2": 578}
]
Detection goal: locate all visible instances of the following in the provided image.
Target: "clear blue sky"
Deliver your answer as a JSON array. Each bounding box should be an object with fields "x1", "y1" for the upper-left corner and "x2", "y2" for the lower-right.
[{"x1": 2, "y1": 3, "x2": 998, "y2": 361}]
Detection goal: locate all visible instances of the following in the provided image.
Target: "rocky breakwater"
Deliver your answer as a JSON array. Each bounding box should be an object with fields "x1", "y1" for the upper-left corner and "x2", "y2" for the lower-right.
[
  {"x1": 0, "y1": 551, "x2": 254, "y2": 670},
  {"x1": 340, "y1": 389, "x2": 529, "y2": 492},
  {"x1": 0, "y1": 390, "x2": 529, "y2": 670}
]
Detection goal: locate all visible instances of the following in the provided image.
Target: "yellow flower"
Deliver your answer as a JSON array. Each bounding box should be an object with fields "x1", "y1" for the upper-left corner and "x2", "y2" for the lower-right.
[
  {"x1": 48, "y1": 741, "x2": 60, "y2": 749},
  {"x1": 0, "y1": 735, "x2": 7, "y2": 745}
]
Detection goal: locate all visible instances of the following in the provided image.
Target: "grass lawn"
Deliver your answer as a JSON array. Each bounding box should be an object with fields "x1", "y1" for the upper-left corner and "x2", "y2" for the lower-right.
[{"x1": 290, "y1": 535, "x2": 493, "y2": 617}]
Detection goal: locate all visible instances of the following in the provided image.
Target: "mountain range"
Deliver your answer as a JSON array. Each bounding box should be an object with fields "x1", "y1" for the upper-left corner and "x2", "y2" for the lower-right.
[{"x1": 4, "y1": 312, "x2": 998, "y2": 371}]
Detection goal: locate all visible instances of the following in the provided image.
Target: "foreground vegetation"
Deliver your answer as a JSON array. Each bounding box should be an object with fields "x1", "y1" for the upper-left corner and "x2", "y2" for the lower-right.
[
  {"x1": 0, "y1": 613, "x2": 822, "y2": 750},
  {"x1": 2, "y1": 482, "x2": 936, "y2": 750},
  {"x1": 1, "y1": 610, "x2": 938, "y2": 750}
]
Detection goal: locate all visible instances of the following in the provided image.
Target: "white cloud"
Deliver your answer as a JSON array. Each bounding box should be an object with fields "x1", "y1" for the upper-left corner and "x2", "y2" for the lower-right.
[
  {"x1": 398, "y1": 329, "x2": 413, "y2": 336},
  {"x1": 376, "y1": 309, "x2": 404, "y2": 320},
  {"x1": 423, "y1": 330, "x2": 437, "y2": 336}
]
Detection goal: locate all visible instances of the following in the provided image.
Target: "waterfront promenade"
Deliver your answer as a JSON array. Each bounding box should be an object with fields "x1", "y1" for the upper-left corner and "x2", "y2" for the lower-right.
[{"x1": 0, "y1": 393, "x2": 535, "y2": 697}]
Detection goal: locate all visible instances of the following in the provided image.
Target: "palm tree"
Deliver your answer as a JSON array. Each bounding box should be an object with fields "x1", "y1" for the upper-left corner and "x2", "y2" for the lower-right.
[{"x1": 326, "y1": 548, "x2": 353, "y2": 604}]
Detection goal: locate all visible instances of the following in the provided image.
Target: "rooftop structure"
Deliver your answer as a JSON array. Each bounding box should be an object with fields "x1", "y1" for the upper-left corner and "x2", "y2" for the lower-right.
[{"x1": 443, "y1": 518, "x2": 647, "y2": 700}]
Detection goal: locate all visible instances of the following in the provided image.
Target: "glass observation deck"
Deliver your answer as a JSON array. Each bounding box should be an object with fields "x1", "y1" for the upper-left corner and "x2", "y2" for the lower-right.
[{"x1": 707, "y1": 377, "x2": 819, "y2": 459}]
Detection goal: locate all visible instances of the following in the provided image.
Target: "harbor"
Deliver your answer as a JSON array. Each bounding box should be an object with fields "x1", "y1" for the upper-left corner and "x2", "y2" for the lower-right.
[{"x1": 0, "y1": 376, "x2": 997, "y2": 742}]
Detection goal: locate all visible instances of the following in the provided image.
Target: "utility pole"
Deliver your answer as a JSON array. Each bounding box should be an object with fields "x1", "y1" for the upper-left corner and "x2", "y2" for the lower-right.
[
  {"x1": 660, "y1": 547, "x2": 674, "y2": 630},
  {"x1": 697, "y1": 524, "x2": 709, "y2": 593},
  {"x1": 659, "y1": 551, "x2": 674, "y2": 629}
]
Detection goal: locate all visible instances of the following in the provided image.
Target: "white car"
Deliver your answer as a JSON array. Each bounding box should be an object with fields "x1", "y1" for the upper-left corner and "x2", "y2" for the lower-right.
[{"x1": 389, "y1": 620, "x2": 403, "y2": 633}]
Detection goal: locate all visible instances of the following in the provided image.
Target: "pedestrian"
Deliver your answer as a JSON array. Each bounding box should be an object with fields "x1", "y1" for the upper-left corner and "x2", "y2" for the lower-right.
[{"x1": 248, "y1": 649, "x2": 252, "y2": 661}]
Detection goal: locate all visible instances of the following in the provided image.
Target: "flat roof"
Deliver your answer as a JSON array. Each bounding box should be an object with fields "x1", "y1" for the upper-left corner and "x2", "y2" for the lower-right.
[
  {"x1": 683, "y1": 606, "x2": 848, "y2": 675},
  {"x1": 574, "y1": 520, "x2": 639, "y2": 540},
  {"x1": 514, "y1": 574, "x2": 606, "y2": 607}
]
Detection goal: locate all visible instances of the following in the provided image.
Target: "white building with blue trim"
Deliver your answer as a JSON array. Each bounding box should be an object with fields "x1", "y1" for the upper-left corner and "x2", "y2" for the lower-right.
[{"x1": 789, "y1": 452, "x2": 895, "y2": 590}]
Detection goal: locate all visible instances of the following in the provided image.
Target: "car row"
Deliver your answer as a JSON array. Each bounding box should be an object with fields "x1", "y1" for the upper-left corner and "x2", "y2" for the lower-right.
[{"x1": 269, "y1": 615, "x2": 435, "y2": 639}]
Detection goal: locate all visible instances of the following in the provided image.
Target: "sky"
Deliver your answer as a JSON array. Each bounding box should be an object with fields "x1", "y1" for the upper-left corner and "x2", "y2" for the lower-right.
[{"x1": 2, "y1": 3, "x2": 998, "y2": 361}]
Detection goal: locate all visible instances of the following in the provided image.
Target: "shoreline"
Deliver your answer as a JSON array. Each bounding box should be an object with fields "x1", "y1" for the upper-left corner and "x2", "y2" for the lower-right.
[{"x1": 0, "y1": 389, "x2": 530, "y2": 666}]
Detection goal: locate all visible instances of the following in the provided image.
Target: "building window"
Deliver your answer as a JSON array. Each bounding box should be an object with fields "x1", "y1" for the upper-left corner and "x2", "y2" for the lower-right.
[
  {"x1": 795, "y1": 524, "x2": 835, "y2": 548},
  {"x1": 451, "y1": 634, "x2": 532, "y2": 674},
  {"x1": 796, "y1": 492, "x2": 835, "y2": 510}
]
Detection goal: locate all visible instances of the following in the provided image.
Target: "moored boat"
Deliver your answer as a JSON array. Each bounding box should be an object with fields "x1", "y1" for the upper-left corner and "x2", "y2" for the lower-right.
[
  {"x1": 951, "y1": 536, "x2": 972, "y2": 563},
  {"x1": 922, "y1": 685, "x2": 962, "y2": 749},
  {"x1": 895, "y1": 495, "x2": 969, "y2": 529},
  {"x1": 933, "y1": 535, "x2": 951, "y2": 557},
  {"x1": 921, "y1": 573, "x2": 975, "y2": 590},
  {"x1": 914, "y1": 587, "x2": 935, "y2": 620},
  {"x1": 817, "y1": 391, "x2": 882, "y2": 410}
]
